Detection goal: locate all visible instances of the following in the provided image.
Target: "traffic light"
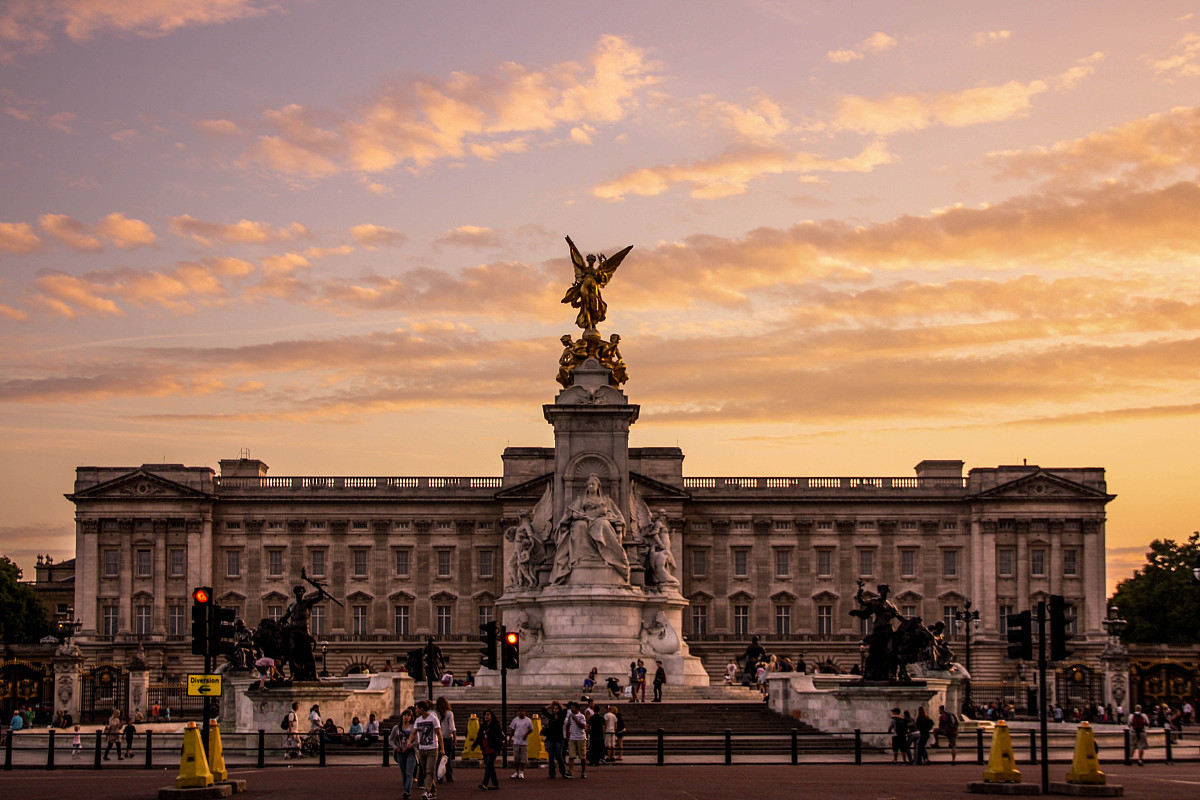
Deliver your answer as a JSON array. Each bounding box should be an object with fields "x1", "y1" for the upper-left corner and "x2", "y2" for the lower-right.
[
  {"x1": 191, "y1": 587, "x2": 212, "y2": 657},
  {"x1": 404, "y1": 648, "x2": 425, "y2": 682},
  {"x1": 501, "y1": 628, "x2": 520, "y2": 670},
  {"x1": 211, "y1": 604, "x2": 238, "y2": 657},
  {"x1": 1049, "y1": 594, "x2": 1074, "y2": 661},
  {"x1": 479, "y1": 620, "x2": 498, "y2": 670},
  {"x1": 1006, "y1": 610, "x2": 1032, "y2": 660}
]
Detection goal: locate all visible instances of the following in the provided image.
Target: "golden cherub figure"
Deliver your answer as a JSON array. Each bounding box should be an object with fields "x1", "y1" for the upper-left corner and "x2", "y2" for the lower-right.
[{"x1": 561, "y1": 236, "x2": 633, "y2": 331}]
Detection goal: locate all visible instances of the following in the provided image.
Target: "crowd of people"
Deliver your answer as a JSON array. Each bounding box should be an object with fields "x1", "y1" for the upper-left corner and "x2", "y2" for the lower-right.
[{"x1": 887, "y1": 705, "x2": 960, "y2": 765}]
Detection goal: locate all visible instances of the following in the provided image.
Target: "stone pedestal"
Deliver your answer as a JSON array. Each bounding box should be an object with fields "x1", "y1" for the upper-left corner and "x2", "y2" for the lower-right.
[
  {"x1": 53, "y1": 642, "x2": 85, "y2": 722},
  {"x1": 218, "y1": 673, "x2": 411, "y2": 734},
  {"x1": 768, "y1": 673, "x2": 952, "y2": 747}
]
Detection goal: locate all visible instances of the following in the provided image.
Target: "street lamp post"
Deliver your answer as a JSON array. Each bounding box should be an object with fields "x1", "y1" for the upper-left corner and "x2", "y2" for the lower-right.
[
  {"x1": 320, "y1": 641, "x2": 329, "y2": 677},
  {"x1": 954, "y1": 600, "x2": 981, "y2": 712}
]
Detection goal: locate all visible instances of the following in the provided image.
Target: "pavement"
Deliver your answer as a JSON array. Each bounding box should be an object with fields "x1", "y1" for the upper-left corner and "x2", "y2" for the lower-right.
[{"x1": 5, "y1": 762, "x2": 1200, "y2": 800}]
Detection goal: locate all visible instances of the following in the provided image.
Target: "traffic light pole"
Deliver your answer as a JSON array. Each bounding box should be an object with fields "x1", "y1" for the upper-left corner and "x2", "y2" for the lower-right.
[
  {"x1": 500, "y1": 625, "x2": 508, "y2": 770},
  {"x1": 202, "y1": 643, "x2": 212, "y2": 759},
  {"x1": 1037, "y1": 600, "x2": 1048, "y2": 794}
]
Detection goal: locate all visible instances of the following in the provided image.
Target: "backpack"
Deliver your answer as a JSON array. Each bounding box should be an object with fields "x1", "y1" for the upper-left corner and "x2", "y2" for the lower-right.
[
  {"x1": 945, "y1": 713, "x2": 959, "y2": 731},
  {"x1": 1130, "y1": 713, "x2": 1145, "y2": 732},
  {"x1": 281, "y1": 713, "x2": 292, "y2": 731}
]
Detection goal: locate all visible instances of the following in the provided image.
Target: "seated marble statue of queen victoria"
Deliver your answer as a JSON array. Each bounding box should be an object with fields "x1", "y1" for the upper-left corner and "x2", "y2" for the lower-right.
[{"x1": 550, "y1": 473, "x2": 630, "y2": 584}]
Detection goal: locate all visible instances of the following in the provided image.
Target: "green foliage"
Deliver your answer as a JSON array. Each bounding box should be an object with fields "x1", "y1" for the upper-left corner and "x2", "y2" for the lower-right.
[
  {"x1": 1108, "y1": 532, "x2": 1200, "y2": 644},
  {"x1": 0, "y1": 556, "x2": 54, "y2": 643}
]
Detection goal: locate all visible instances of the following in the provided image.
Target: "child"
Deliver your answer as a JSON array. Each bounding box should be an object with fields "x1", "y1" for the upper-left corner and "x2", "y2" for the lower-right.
[{"x1": 72, "y1": 725, "x2": 82, "y2": 759}]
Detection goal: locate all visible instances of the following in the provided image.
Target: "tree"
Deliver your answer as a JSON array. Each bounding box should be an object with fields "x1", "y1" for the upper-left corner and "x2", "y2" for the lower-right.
[
  {"x1": 0, "y1": 556, "x2": 54, "y2": 643},
  {"x1": 1108, "y1": 532, "x2": 1200, "y2": 644}
]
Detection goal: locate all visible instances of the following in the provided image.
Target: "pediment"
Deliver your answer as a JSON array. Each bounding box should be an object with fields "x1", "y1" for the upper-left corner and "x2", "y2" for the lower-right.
[
  {"x1": 689, "y1": 590, "x2": 714, "y2": 602},
  {"x1": 770, "y1": 590, "x2": 798, "y2": 603},
  {"x1": 430, "y1": 591, "x2": 458, "y2": 603},
  {"x1": 472, "y1": 590, "x2": 498, "y2": 602},
  {"x1": 261, "y1": 591, "x2": 289, "y2": 603},
  {"x1": 67, "y1": 469, "x2": 212, "y2": 502},
  {"x1": 894, "y1": 590, "x2": 923, "y2": 603},
  {"x1": 971, "y1": 470, "x2": 1111, "y2": 501},
  {"x1": 495, "y1": 473, "x2": 552, "y2": 501},
  {"x1": 629, "y1": 472, "x2": 690, "y2": 501},
  {"x1": 812, "y1": 590, "x2": 840, "y2": 602},
  {"x1": 346, "y1": 590, "x2": 374, "y2": 602},
  {"x1": 728, "y1": 590, "x2": 755, "y2": 602}
]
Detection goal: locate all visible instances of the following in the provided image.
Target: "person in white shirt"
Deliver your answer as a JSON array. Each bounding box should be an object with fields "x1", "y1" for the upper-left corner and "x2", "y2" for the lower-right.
[
  {"x1": 564, "y1": 701, "x2": 588, "y2": 779},
  {"x1": 603, "y1": 706, "x2": 618, "y2": 762},
  {"x1": 508, "y1": 707, "x2": 533, "y2": 779},
  {"x1": 408, "y1": 701, "x2": 444, "y2": 800},
  {"x1": 1128, "y1": 704, "x2": 1150, "y2": 766}
]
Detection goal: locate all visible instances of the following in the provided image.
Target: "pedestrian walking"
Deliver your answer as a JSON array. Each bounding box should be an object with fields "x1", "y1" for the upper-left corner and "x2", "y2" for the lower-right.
[
  {"x1": 390, "y1": 707, "x2": 417, "y2": 798},
  {"x1": 652, "y1": 660, "x2": 666, "y2": 702},
  {"x1": 614, "y1": 705, "x2": 626, "y2": 761},
  {"x1": 564, "y1": 701, "x2": 588, "y2": 779},
  {"x1": 407, "y1": 700, "x2": 444, "y2": 800},
  {"x1": 71, "y1": 725, "x2": 82, "y2": 759},
  {"x1": 102, "y1": 710, "x2": 123, "y2": 760},
  {"x1": 471, "y1": 708, "x2": 502, "y2": 791},
  {"x1": 1129, "y1": 704, "x2": 1150, "y2": 765},
  {"x1": 603, "y1": 705, "x2": 618, "y2": 762},
  {"x1": 914, "y1": 706, "x2": 933, "y2": 765},
  {"x1": 123, "y1": 715, "x2": 137, "y2": 759},
  {"x1": 627, "y1": 662, "x2": 639, "y2": 701},
  {"x1": 542, "y1": 700, "x2": 567, "y2": 778},
  {"x1": 937, "y1": 705, "x2": 958, "y2": 763},
  {"x1": 889, "y1": 707, "x2": 909, "y2": 764},
  {"x1": 635, "y1": 659, "x2": 647, "y2": 702},
  {"x1": 435, "y1": 696, "x2": 456, "y2": 783},
  {"x1": 508, "y1": 707, "x2": 533, "y2": 779}
]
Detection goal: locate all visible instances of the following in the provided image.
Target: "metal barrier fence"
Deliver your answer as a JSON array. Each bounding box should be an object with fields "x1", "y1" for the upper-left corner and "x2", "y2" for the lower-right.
[{"x1": 1, "y1": 726, "x2": 1196, "y2": 770}]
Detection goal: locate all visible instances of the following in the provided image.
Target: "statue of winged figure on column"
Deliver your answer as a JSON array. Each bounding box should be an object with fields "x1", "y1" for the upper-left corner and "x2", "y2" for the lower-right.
[{"x1": 561, "y1": 236, "x2": 633, "y2": 331}]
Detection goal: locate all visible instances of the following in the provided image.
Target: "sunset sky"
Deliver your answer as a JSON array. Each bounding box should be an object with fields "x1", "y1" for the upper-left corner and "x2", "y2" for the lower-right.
[{"x1": 3, "y1": 2, "x2": 1199, "y2": 595}]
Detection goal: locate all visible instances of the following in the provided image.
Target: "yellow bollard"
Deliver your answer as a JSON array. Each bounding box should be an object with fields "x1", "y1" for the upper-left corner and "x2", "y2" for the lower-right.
[
  {"x1": 1065, "y1": 721, "x2": 1105, "y2": 784},
  {"x1": 176, "y1": 722, "x2": 214, "y2": 789},
  {"x1": 982, "y1": 720, "x2": 1021, "y2": 783},
  {"x1": 461, "y1": 714, "x2": 481, "y2": 760},
  {"x1": 527, "y1": 715, "x2": 548, "y2": 762},
  {"x1": 207, "y1": 721, "x2": 228, "y2": 783}
]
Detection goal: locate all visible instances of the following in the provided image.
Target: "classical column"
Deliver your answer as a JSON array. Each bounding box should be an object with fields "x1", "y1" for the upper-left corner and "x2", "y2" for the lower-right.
[
  {"x1": 119, "y1": 519, "x2": 133, "y2": 633},
  {"x1": 152, "y1": 520, "x2": 167, "y2": 635},
  {"x1": 1084, "y1": 519, "x2": 1106, "y2": 635},
  {"x1": 77, "y1": 518, "x2": 99, "y2": 634},
  {"x1": 1049, "y1": 524, "x2": 1063, "y2": 597},
  {"x1": 53, "y1": 643, "x2": 85, "y2": 723},
  {"x1": 1016, "y1": 528, "x2": 1029, "y2": 609}
]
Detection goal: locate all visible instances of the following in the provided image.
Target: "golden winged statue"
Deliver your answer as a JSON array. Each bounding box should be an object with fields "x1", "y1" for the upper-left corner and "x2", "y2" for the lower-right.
[{"x1": 561, "y1": 236, "x2": 633, "y2": 331}]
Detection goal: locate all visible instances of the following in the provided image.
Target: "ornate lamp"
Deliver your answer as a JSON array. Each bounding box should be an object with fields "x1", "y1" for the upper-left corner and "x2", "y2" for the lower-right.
[{"x1": 1102, "y1": 606, "x2": 1127, "y2": 640}]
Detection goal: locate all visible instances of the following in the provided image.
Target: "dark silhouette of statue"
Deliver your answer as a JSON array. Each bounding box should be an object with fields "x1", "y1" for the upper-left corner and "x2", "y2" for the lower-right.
[{"x1": 850, "y1": 581, "x2": 906, "y2": 681}]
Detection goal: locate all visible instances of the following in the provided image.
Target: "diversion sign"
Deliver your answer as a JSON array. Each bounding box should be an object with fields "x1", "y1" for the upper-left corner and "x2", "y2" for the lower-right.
[{"x1": 186, "y1": 673, "x2": 222, "y2": 696}]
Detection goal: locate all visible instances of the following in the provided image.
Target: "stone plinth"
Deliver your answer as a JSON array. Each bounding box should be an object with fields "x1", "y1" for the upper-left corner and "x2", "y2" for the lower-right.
[
  {"x1": 481, "y1": 585, "x2": 708, "y2": 689},
  {"x1": 218, "y1": 673, "x2": 411, "y2": 734},
  {"x1": 768, "y1": 673, "x2": 951, "y2": 746}
]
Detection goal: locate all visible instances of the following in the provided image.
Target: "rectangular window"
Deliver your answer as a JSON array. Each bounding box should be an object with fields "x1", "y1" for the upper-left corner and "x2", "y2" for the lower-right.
[
  {"x1": 478, "y1": 550, "x2": 494, "y2": 579},
  {"x1": 168, "y1": 604, "x2": 185, "y2": 636},
  {"x1": 309, "y1": 521, "x2": 327, "y2": 531},
  {"x1": 900, "y1": 521, "x2": 918, "y2": 531},
  {"x1": 225, "y1": 521, "x2": 242, "y2": 530},
  {"x1": 478, "y1": 604, "x2": 494, "y2": 628},
  {"x1": 901, "y1": 604, "x2": 917, "y2": 619},
  {"x1": 942, "y1": 520, "x2": 958, "y2": 531},
  {"x1": 102, "y1": 605, "x2": 118, "y2": 636},
  {"x1": 436, "y1": 521, "x2": 453, "y2": 531},
  {"x1": 816, "y1": 549, "x2": 833, "y2": 577},
  {"x1": 352, "y1": 549, "x2": 369, "y2": 578},
  {"x1": 103, "y1": 549, "x2": 119, "y2": 577},
  {"x1": 733, "y1": 549, "x2": 749, "y2": 577},
  {"x1": 859, "y1": 549, "x2": 874, "y2": 577},
  {"x1": 56, "y1": 603, "x2": 69, "y2": 616},
  {"x1": 394, "y1": 605, "x2": 410, "y2": 636},
  {"x1": 999, "y1": 604, "x2": 1013, "y2": 634},
  {"x1": 817, "y1": 606, "x2": 833, "y2": 636},
  {"x1": 1065, "y1": 602, "x2": 1078, "y2": 635},
  {"x1": 267, "y1": 605, "x2": 283, "y2": 623},
  {"x1": 267, "y1": 521, "x2": 285, "y2": 530},
  {"x1": 135, "y1": 549, "x2": 152, "y2": 577},
  {"x1": 436, "y1": 550, "x2": 452, "y2": 578},
  {"x1": 169, "y1": 548, "x2": 185, "y2": 577},
  {"x1": 858, "y1": 520, "x2": 875, "y2": 530},
  {"x1": 691, "y1": 605, "x2": 707, "y2": 636},
  {"x1": 690, "y1": 521, "x2": 708, "y2": 531},
  {"x1": 1063, "y1": 549, "x2": 1078, "y2": 576},
  {"x1": 436, "y1": 605, "x2": 452, "y2": 636},
  {"x1": 394, "y1": 549, "x2": 411, "y2": 577},
  {"x1": 134, "y1": 604, "x2": 151, "y2": 636},
  {"x1": 394, "y1": 521, "x2": 411, "y2": 531},
  {"x1": 732, "y1": 520, "x2": 751, "y2": 532},
  {"x1": 900, "y1": 549, "x2": 917, "y2": 577},
  {"x1": 816, "y1": 521, "x2": 834, "y2": 531},
  {"x1": 998, "y1": 548, "x2": 1014, "y2": 577},
  {"x1": 267, "y1": 549, "x2": 284, "y2": 577},
  {"x1": 1031, "y1": 549, "x2": 1046, "y2": 576},
  {"x1": 352, "y1": 605, "x2": 368, "y2": 636},
  {"x1": 352, "y1": 521, "x2": 369, "y2": 530},
  {"x1": 775, "y1": 605, "x2": 791, "y2": 636},
  {"x1": 860, "y1": 614, "x2": 871, "y2": 637},
  {"x1": 774, "y1": 520, "x2": 791, "y2": 531},
  {"x1": 310, "y1": 605, "x2": 325, "y2": 637},
  {"x1": 942, "y1": 549, "x2": 958, "y2": 578},
  {"x1": 311, "y1": 549, "x2": 326, "y2": 576},
  {"x1": 226, "y1": 549, "x2": 241, "y2": 577},
  {"x1": 733, "y1": 605, "x2": 750, "y2": 636},
  {"x1": 944, "y1": 605, "x2": 958, "y2": 637},
  {"x1": 775, "y1": 550, "x2": 790, "y2": 577},
  {"x1": 691, "y1": 550, "x2": 707, "y2": 578}
]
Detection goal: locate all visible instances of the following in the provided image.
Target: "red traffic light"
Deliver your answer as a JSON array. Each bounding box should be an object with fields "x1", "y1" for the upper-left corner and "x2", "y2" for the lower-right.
[
  {"x1": 505, "y1": 631, "x2": 518, "y2": 645},
  {"x1": 192, "y1": 587, "x2": 211, "y2": 604}
]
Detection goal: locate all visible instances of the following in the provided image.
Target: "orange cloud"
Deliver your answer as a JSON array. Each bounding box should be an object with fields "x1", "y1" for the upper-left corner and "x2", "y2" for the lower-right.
[
  {"x1": 38, "y1": 213, "x2": 102, "y2": 252},
  {"x1": 971, "y1": 30, "x2": 1012, "y2": 46},
  {"x1": 0, "y1": 221, "x2": 42, "y2": 253},
  {"x1": 0, "y1": 0, "x2": 276, "y2": 62},
  {"x1": 242, "y1": 35, "x2": 659, "y2": 178},
  {"x1": 168, "y1": 214, "x2": 309, "y2": 246},
  {"x1": 436, "y1": 226, "x2": 502, "y2": 248},
  {"x1": 827, "y1": 31, "x2": 897, "y2": 63},
  {"x1": 95, "y1": 212, "x2": 156, "y2": 249},
  {"x1": 1146, "y1": 32, "x2": 1200, "y2": 77},
  {"x1": 833, "y1": 55, "x2": 1101, "y2": 135},
  {"x1": 350, "y1": 224, "x2": 407, "y2": 249}
]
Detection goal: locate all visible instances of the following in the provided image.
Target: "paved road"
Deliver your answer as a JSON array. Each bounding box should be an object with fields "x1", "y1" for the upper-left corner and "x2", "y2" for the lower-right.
[{"x1": 5, "y1": 762, "x2": 1200, "y2": 800}]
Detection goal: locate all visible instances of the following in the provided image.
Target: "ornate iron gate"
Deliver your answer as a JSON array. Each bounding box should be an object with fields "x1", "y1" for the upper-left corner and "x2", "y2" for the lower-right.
[
  {"x1": 0, "y1": 660, "x2": 54, "y2": 723},
  {"x1": 80, "y1": 664, "x2": 128, "y2": 724},
  {"x1": 1133, "y1": 660, "x2": 1198, "y2": 709}
]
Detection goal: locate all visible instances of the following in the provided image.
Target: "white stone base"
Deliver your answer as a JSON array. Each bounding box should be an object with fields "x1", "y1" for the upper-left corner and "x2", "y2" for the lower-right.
[{"x1": 477, "y1": 586, "x2": 709, "y2": 689}]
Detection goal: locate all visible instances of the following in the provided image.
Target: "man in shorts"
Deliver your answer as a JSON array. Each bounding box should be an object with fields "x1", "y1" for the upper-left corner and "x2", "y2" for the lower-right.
[
  {"x1": 603, "y1": 705, "x2": 618, "y2": 762},
  {"x1": 508, "y1": 707, "x2": 533, "y2": 779},
  {"x1": 564, "y1": 701, "x2": 588, "y2": 779},
  {"x1": 1128, "y1": 704, "x2": 1150, "y2": 766}
]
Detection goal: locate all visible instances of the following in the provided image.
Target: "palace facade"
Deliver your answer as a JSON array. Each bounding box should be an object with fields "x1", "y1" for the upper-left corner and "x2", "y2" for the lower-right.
[{"x1": 66, "y1": 447, "x2": 1114, "y2": 706}]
